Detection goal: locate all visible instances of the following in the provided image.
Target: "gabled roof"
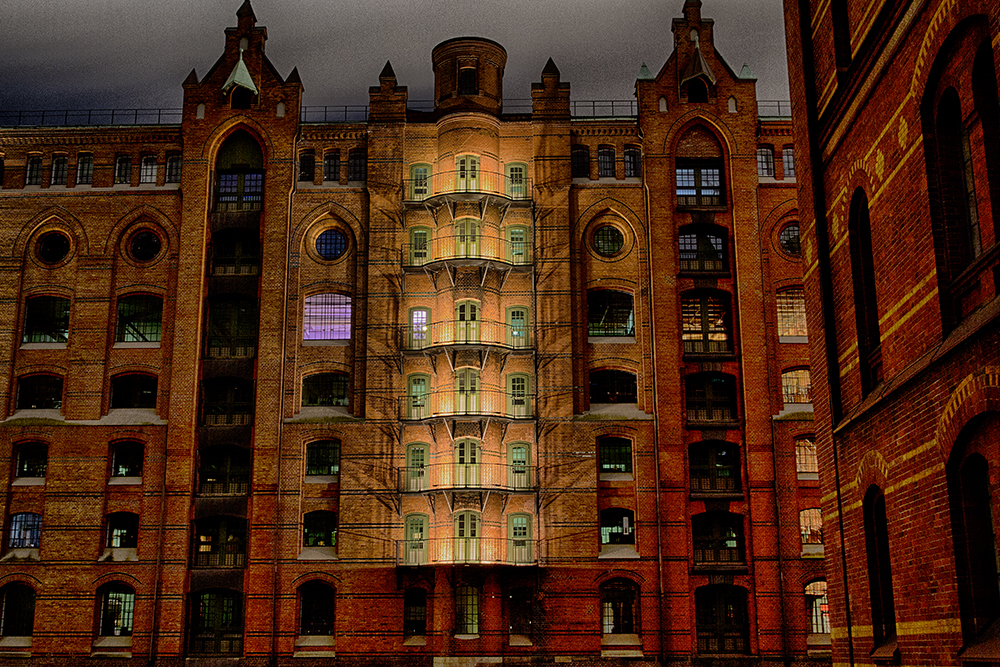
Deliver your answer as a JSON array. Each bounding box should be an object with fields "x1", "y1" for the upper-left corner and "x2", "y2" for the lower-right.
[
  {"x1": 222, "y1": 49, "x2": 259, "y2": 95},
  {"x1": 681, "y1": 45, "x2": 717, "y2": 86}
]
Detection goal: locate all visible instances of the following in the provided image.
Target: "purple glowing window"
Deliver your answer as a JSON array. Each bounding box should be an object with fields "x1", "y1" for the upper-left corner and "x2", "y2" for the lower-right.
[{"x1": 303, "y1": 294, "x2": 351, "y2": 341}]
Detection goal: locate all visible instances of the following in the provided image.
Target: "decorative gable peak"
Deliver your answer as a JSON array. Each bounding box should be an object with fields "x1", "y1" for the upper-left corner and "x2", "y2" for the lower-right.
[{"x1": 222, "y1": 48, "x2": 259, "y2": 95}]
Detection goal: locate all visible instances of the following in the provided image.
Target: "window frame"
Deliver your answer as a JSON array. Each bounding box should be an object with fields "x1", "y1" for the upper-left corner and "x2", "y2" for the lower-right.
[
  {"x1": 302, "y1": 510, "x2": 337, "y2": 549},
  {"x1": 298, "y1": 581, "x2": 335, "y2": 636},
  {"x1": 303, "y1": 293, "x2": 352, "y2": 342},
  {"x1": 188, "y1": 589, "x2": 243, "y2": 655},
  {"x1": 347, "y1": 148, "x2": 366, "y2": 182},
  {"x1": 114, "y1": 155, "x2": 131, "y2": 185},
  {"x1": 13, "y1": 442, "x2": 47, "y2": 479},
  {"x1": 0, "y1": 583, "x2": 35, "y2": 637},
  {"x1": 571, "y1": 145, "x2": 590, "y2": 179},
  {"x1": 695, "y1": 585, "x2": 750, "y2": 654},
  {"x1": 8, "y1": 512, "x2": 42, "y2": 549},
  {"x1": 110, "y1": 441, "x2": 144, "y2": 480},
  {"x1": 675, "y1": 159, "x2": 724, "y2": 208},
  {"x1": 689, "y1": 441, "x2": 741, "y2": 494},
  {"x1": 624, "y1": 145, "x2": 642, "y2": 178},
  {"x1": 305, "y1": 439, "x2": 340, "y2": 478},
  {"x1": 692, "y1": 512, "x2": 745, "y2": 566},
  {"x1": 597, "y1": 145, "x2": 616, "y2": 178},
  {"x1": 756, "y1": 146, "x2": 775, "y2": 177},
  {"x1": 780, "y1": 368, "x2": 812, "y2": 405},
  {"x1": 139, "y1": 155, "x2": 157, "y2": 184},
  {"x1": 25, "y1": 156, "x2": 42, "y2": 186},
  {"x1": 110, "y1": 373, "x2": 158, "y2": 410},
  {"x1": 323, "y1": 151, "x2": 340, "y2": 182},
  {"x1": 681, "y1": 291, "x2": 732, "y2": 355},
  {"x1": 598, "y1": 436, "x2": 632, "y2": 476},
  {"x1": 685, "y1": 372, "x2": 737, "y2": 423},
  {"x1": 600, "y1": 578, "x2": 639, "y2": 635},
  {"x1": 16, "y1": 374, "x2": 63, "y2": 410},
  {"x1": 22, "y1": 295, "x2": 70, "y2": 344},
  {"x1": 589, "y1": 369, "x2": 638, "y2": 404},
  {"x1": 116, "y1": 294, "x2": 163, "y2": 343},
  {"x1": 454, "y1": 584, "x2": 479, "y2": 636},
  {"x1": 50, "y1": 156, "x2": 68, "y2": 185},
  {"x1": 678, "y1": 224, "x2": 727, "y2": 273},
  {"x1": 301, "y1": 372, "x2": 349, "y2": 408},
  {"x1": 587, "y1": 290, "x2": 634, "y2": 338},
  {"x1": 76, "y1": 153, "x2": 94, "y2": 185}
]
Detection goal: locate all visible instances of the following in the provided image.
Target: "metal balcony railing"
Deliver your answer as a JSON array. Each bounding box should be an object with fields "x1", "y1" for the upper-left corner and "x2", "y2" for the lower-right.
[
  {"x1": 403, "y1": 319, "x2": 531, "y2": 351},
  {"x1": 402, "y1": 236, "x2": 532, "y2": 267},
  {"x1": 193, "y1": 549, "x2": 246, "y2": 568},
  {"x1": 396, "y1": 537, "x2": 538, "y2": 566},
  {"x1": 400, "y1": 390, "x2": 533, "y2": 420},
  {"x1": 403, "y1": 170, "x2": 532, "y2": 202},
  {"x1": 397, "y1": 463, "x2": 534, "y2": 493}
]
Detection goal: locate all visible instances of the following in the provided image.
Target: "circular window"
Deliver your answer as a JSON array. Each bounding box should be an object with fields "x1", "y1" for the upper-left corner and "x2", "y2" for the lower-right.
[
  {"x1": 129, "y1": 230, "x2": 162, "y2": 262},
  {"x1": 593, "y1": 226, "x2": 624, "y2": 257},
  {"x1": 36, "y1": 231, "x2": 71, "y2": 265},
  {"x1": 779, "y1": 224, "x2": 801, "y2": 256},
  {"x1": 316, "y1": 229, "x2": 348, "y2": 260}
]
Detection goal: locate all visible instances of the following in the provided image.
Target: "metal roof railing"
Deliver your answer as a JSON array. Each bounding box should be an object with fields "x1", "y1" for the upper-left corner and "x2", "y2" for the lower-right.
[
  {"x1": 0, "y1": 108, "x2": 183, "y2": 127},
  {"x1": 756, "y1": 100, "x2": 792, "y2": 118}
]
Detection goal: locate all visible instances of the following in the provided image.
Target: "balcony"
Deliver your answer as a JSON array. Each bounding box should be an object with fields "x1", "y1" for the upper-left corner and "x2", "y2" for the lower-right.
[
  {"x1": 397, "y1": 463, "x2": 534, "y2": 493},
  {"x1": 401, "y1": 236, "x2": 532, "y2": 269},
  {"x1": 403, "y1": 171, "x2": 531, "y2": 204},
  {"x1": 396, "y1": 537, "x2": 538, "y2": 566},
  {"x1": 400, "y1": 390, "x2": 533, "y2": 421},
  {"x1": 402, "y1": 320, "x2": 531, "y2": 351}
]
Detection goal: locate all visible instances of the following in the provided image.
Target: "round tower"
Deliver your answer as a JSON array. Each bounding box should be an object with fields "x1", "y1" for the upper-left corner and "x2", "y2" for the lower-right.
[{"x1": 432, "y1": 37, "x2": 507, "y2": 116}]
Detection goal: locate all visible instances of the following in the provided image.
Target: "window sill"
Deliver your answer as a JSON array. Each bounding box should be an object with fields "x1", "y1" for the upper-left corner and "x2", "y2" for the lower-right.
[
  {"x1": 98, "y1": 547, "x2": 138, "y2": 562},
  {"x1": 778, "y1": 335, "x2": 808, "y2": 344},
  {"x1": 601, "y1": 634, "x2": 642, "y2": 657},
  {"x1": 19, "y1": 342, "x2": 67, "y2": 350},
  {"x1": 776, "y1": 403, "x2": 813, "y2": 418},
  {"x1": 5, "y1": 410, "x2": 63, "y2": 423},
  {"x1": 92, "y1": 636, "x2": 132, "y2": 653},
  {"x1": 403, "y1": 635, "x2": 427, "y2": 647},
  {"x1": 801, "y1": 544, "x2": 824, "y2": 558},
  {"x1": 602, "y1": 633, "x2": 641, "y2": 647},
  {"x1": 588, "y1": 336, "x2": 636, "y2": 345},
  {"x1": 295, "y1": 635, "x2": 335, "y2": 650},
  {"x1": 112, "y1": 341, "x2": 160, "y2": 349},
  {"x1": 689, "y1": 491, "x2": 743, "y2": 500},
  {"x1": 304, "y1": 475, "x2": 339, "y2": 485},
  {"x1": 599, "y1": 473, "x2": 634, "y2": 482},
  {"x1": 807, "y1": 633, "x2": 832, "y2": 656},
  {"x1": 871, "y1": 637, "x2": 899, "y2": 664},
  {"x1": 583, "y1": 404, "x2": 651, "y2": 420},
  {"x1": 0, "y1": 636, "x2": 31, "y2": 654},
  {"x1": 599, "y1": 544, "x2": 639, "y2": 559},
  {"x1": 11, "y1": 478, "x2": 45, "y2": 487},
  {"x1": 290, "y1": 406, "x2": 351, "y2": 423},
  {"x1": 454, "y1": 634, "x2": 480, "y2": 640},
  {"x1": 509, "y1": 635, "x2": 532, "y2": 647},
  {"x1": 1, "y1": 549, "x2": 39, "y2": 562},
  {"x1": 686, "y1": 420, "x2": 739, "y2": 430},
  {"x1": 303, "y1": 339, "x2": 350, "y2": 347},
  {"x1": 109, "y1": 476, "x2": 142, "y2": 486},
  {"x1": 298, "y1": 547, "x2": 337, "y2": 561},
  {"x1": 797, "y1": 472, "x2": 819, "y2": 482}
]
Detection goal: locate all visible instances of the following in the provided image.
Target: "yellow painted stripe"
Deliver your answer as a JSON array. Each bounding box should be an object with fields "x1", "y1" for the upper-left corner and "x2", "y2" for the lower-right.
[
  {"x1": 886, "y1": 462, "x2": 945, "y2": 496},
  {"x1": 851, "y1": 0, "x2": 884, "y2": 55},
  {"x1": 838, "y1": 341, "x2": 859, "y2": 363},
  {"x1": 811, "y1": 0, "x2": 833, "y2": 33},
  {"x1": 871, "y1": 136, "x2": 923, "y2": 204},
  {"x1": 878, "y1": 268, "x2": 936, "y2": 326},
  {"x1": 882, "y1": 287, "x2": 939, "y2": 340},
  {"x1": 818, "y1": 73, "x2": 838, "y2": 117}
]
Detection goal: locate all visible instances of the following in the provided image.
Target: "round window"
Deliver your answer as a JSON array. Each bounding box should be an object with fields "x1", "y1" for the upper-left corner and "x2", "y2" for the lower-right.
[
  {"x1": 316, "y1": 229, "x2": 348, "y2": 260},
  {"x1": 594, "y1": 226, "x2": 624, "y2": 257},
  {"x1": 129, "y1": 230, "x2": 162, "y2": 262},
  {"x1": 779, "y1": 224, "x2": 801, "y2": 256},
  {"x1": 36, "y1": 231, "x2": 71, "y2": 265}
]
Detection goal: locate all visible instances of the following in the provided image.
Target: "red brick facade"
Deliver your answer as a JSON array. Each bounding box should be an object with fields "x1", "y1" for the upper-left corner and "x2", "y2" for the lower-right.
[
  {"x1": 784, "y1": 0, "x2": 1000, "y2": 664},
  {"x1": 0, "y1": 1, "x2": 818, "y2": 665}
]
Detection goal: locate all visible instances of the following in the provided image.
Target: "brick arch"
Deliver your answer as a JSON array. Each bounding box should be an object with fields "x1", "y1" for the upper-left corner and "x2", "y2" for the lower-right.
[
  {"x1": 911, "y1": 11, "x2": 991, "y2": 101},
  {"x1": 105, "y1": 205, "x2": 179, "y2": 258},
  {"x1": 661, "y1": 111, "x2": 738, "y2": 159},
  {"x1": 293, "y1": 204, "x2": 363, "y2": 255},
  {"x1": 14, "y1": 207, "x2": 90, "y2": 260},
  {"x1": 935, "y1": 368, "x2": 1000, "y2": 463},
  {"x1": 200, "y1": 118, "x2": 275, "y2": 164},
  {"x1": 853, "y1": 449, "x2": 891, "y2": 495},
  {"x1": 574, "y1": 200, "x2": 643, "y2": 239},
  {"x1": 593, "y1": 568, "x2": 646, "y2": 585},
  {"x1": 0, "y1": 573, "x2": 41, "y2": 587},
  {"x1": 92, "y1": 572, "x2": 142, "y2": 587}
]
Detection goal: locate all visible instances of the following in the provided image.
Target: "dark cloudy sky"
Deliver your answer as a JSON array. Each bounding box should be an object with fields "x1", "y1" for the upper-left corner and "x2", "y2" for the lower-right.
[{"x1": 1, "y1": 0, "x2": 790, "y2": 113}]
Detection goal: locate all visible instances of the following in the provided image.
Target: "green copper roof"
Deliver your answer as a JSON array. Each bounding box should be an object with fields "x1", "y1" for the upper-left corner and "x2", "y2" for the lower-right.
[
  {"x1": 739, "y1": 63, "x2": 757, "y2": 80},
  {"x1": 222, "y1": 50, "x2": 259, "y2": 95},
  {"x1": 681, "y1": 45, "x2": 717, "y2": 86},
  {"x1": 637, "y1": 63, "x2": 654, "y2": 80}
]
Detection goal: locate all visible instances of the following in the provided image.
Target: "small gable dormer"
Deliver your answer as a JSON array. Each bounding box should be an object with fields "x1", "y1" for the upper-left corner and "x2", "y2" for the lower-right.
[{"x1": 674, "y1": 0, "x2": 718, "y2": 103}]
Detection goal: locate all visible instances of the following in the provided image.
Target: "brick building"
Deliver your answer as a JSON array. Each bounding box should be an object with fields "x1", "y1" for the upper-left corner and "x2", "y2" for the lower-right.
[
  {"x1": 0, "y1": 1, "x2": 820, "y2": 665},
  {"x1": 783, "y1": 0, "x2": 1000, "y2": 664}
]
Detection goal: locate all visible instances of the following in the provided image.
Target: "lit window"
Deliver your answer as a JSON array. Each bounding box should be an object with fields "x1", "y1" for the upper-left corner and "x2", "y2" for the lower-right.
[
  {"x1": 306, "y1": 440, "x2": 340, "y2": 477},
  {"x1": 25, "y1": 156, "x2": 42, "y2": 185},
  {"x1": 781, "y1": 368, "x2": 812, "y2": 404},
  {"x1": 14, "y1": 443, "x2": 47, "y2": 478},
  {"x1": 51, "y1": 157, "x2": 68, "y2": 185},
  {"x1": 590, "y1": 370, "x2": 637, "y2": 404},
  {"x1": 757, "y1": 147, "x2": 775, "y2": 177},
  {"x1": 598, "y1": 146, "x2": 615, "y2": 178},
  {"x1": 116, "y1": 295, "x2": 162, "y2": 342},
  {"x1": 601, "y1": 579, "x2": 639, "y2": 634},
  {"x1": 110, "y1": 374, "x2": 157, "y2": 409},
  {"x1": 23, "y1": 295, "x2": 69, "y2": 343},
  {"x1": 114, "y1": 156, "x2": 131, "y2": 184},
  {"x1": 682, "y1": 292, "x2": 731, "y2": 354},
  {"x1": 410, "y1": 163, "x2": 431, "y2": 199},
  {"x1": 598, "y1": 437, "x2": 632, "y2": 474},
  {"x1": 8, "y1": 513, "x2": 41, "y2": 549},
  {"x1": 16, "y1": 375, "x2": 62, "y2": 410},
  {"x1": 805, "y1": 581, "x2": 830, "y2": 635},
  {"x1": 303, "y1": 293, "x2": 351, "y2": 340},
  {"x1": 600, "y1": 508, "x2": 635, "y2": 545},
  {"x1": 0, "y1": 584, "x2": 35, "y2": 637},
  {"x1": 76, "y1": 154, "x2": 93, "y2": 184},
  {"x1": 676, "y1": 161, "x2": 723, "y2": 207},
  {"x1": 303, "y1": 511, "x2": 337, "y2": 548},
  {"x1": 588, "y1": 291, "x2": 634, "y2": 336},
  {"x1": 800, "y1": 508, "x2": 823, "y2": 545},
  {"x1": 795, "y1": 437, "x2": 818, "y2": 476},
  {"x1": 139, "y1": 155, "x2": 157, "y2": 183},
  {"x1": 302, "y1": 373, "x2": 349, "y2": 407},
  {"x1": 776, "y1": 289, "x2": 808, "y2": 338},
  {"x1": 98, "y1": 584, "x2": 135, "y2": 637},
  {"x1": 455, "y1": 585, "x2": 479, "y2": 635},
  {"x1": 299, "y1": 581, "x2": 335, "y2": 635},
  {"x1": 782, "y1": 146, "x2": 796, "y2": 178}
]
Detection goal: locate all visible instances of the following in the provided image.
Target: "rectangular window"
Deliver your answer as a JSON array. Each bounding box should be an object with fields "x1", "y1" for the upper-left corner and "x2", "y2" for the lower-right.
[
  {"x1": 796, "y1": 437, "x2": 818, "y2": 476},
  {"x1": 776, "y1": 289, "x2": 808, "y2": 338},
  {"x1": 598, "y1": 146, "x2": 615, "y2": 178},
  {"x1": 757, "y1": 147, "x2": 775, "y2": 177},
  {"x1": 624, "y1": 146, "x2": 642, "y2": 177},
  {"x1": 599, "y1": 437, "x2": 632, "y2": 474},
  {"x1": 116, "y1": 295, "x2": 163, "y2": 342},
  {"x1": 455, "y1": 585, "x2": 479, "y2": 635},
  {"x1": 114, "y1": 156, "x2": 131, "y2": 184},
  {"x1": 165, "y1": 154, "x2": 182, "y2": 182},
  {"x1": 303, "y1": 294, "x2": 351, "y2": 340},
  {"x1": 50, "y1": 157, "x2": 68, "y2": 185},
  {"x1": 571, "y1": 146, "x2": 590, "y2": 178},
  {"x1": 323, "y1": 152, "x2": 340, "y2": 182},
  {"x1": 781, "y1": 369, "x2": 812, "y2": 404},
  {"x1": 348, "y1": 149, "x2": 366, "y2": 181},
  {"x1": 77, "y1": 154, "x2": 93, "y2": 184},
  {"x1": 25, "y1": 157, "x2": 42, "y2": 185},
  {"x1": 23, "y1": 295, "x2": 70, "y2": 343},
  {"x1": 782, "y1": 147, "x2": 795, "y2": 178},
  {"x1": 298, "y1": 151, "x2": 315, "y2": 182},
  {"x1": 676, "y1": 162, "x2": 723, "y2": 207},
  {"x1": 139, "y1": 155, "x2": 157, "y2": 183},
  {"x1": 15, "y1": 444, "x2": 47, "y2": 478}
]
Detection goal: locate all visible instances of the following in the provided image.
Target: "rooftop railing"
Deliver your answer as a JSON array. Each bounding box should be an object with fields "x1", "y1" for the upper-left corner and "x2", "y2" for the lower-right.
[
  {"x1": 0, "y1": 108, "x2": 183, "y2": 127},
  {"x1": 757, "y1": 100, "x2": 793, "y2": 117}
]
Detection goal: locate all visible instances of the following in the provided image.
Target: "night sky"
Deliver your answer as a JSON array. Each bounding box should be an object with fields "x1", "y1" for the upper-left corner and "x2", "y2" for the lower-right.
[{"x1": 1, "y1": 0, "x2": 791, "y2": 113}]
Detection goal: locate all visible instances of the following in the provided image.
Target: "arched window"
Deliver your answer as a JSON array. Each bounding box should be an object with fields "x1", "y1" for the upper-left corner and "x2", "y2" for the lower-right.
[
  {"x1": 456, "y1": 155, "x2": 478, "y2": 191},
  {"x1": 16, "y1": 374, "x2": 63, "y2": 410},
  {"x1": 508, "y1": 514, "x2": 533, "y2": 564},
  {"x1": 799, "y1": 508, "x2": 823, "y2": 547},
  {"x1": 13, "y1": 442, "x2": 47, "y2": 479},
  {"x1": 681, "y1": 291, "x2": 732, "y2": 354},
  {"x1": 298, "y1": 150, "x2": 315, "y2": 183},
  {"x1": 848, "y1": 188, "x2": 881, "y2": 395},
  {"x1": 193, "y1": 517, "x2": 246, "y2": 568},
  {"x1": 403, "y1": 514, "x2": 428, "y2": 565},
  {"x1": 805, "y1": 581, "x2": 831, "y2": 635},
  {"x1": 687, "y1": 78, "x2": 709, "y2": 103},
  {"x1": 598, "y1": 436, "x2": 632, "y2": 475},
  {"x1": 864, "y1": 486, "x2": 896, "y2": 648},
  {"x1": 454, "y1": 511, "x2": 480, "y2": 563},
  {"x1": 571, "y1": 145, "x2": 590, "y2": 178},
  {"x1": 685, "y1": 372, "x2": 736, "y2": 422},
  {"x1": 589, "y1": 370, "x2": 638, "y2": 404},
  {"x1": 214, "y1": 130, "x2": 263, "y2": 209},
  {"x1": 199, "y1": 446, "x2": 250, "y2": 495},
  {"x1": 505, "y1": 163, "x2": 527, "y2": 198},
  {"x1": 624, "y1": 145, "x2": 642, "y2": 178},
  {"x1": 454, "y1": 439, "x2": 481, "y2": 488},
  {"x1": 696, "y1": 585, "x2": 749, "y2": 653},
  {"x1": 302, "y1": 373, "x2": 349, "y2": 407},
  {"x1": 689, "y1": 441, "x2": 740, "y2": 493},
  {"x1": 506, "y1": 373, "x2": 530, "y2": 418},
  {"x1": 781, "y1": 368, "x2": 812, "y2": 405},
  {"x1": 404, "y1": 444, "x2": 427, "y2": 492},
  {"x1": 506, "y1": 306, "x2": 529, "y2": 347},
  {"x1": 298, "y1": 581, "x2": 335, "y2": 636},
  {"x1": 110, "y1": 373, "x2": 157, "y2": 409},
  {"x1": 795, "y1": 436, "x2": 818, "y2": 478},
  {"x1": 97, "y1": 583, "x2": 135, "y2": 637},
  {"x1": 22, "y1": 295, "x2": 69, "y2": 343},
  {"x1": 406, "y1": 374, "x2": 430, "y2": 420},
  {"x1": 407, "y1": 228, "x2": 431, "y2": 267},
  {"x1": 409, "y1": 163, "x2": 431, "y2": 200},
  {"x1": 188, "y1": 589, "x2": 243, "y2": 655},
  {"x1": 692, "y1": 512, "x2": 745, "y2": 565},
  {"x1": 116, "y1": 294, "x2": 162, "y2": 342},
  {"x1": 675, "y1": 126, "x2": 723, "y2": 207},
  {"x1": 0, "y1": 583, "x2": 35, "y2": 637},
  {"x1": 600, "y1": 578, "x2": 639, "y2": 635},
  {"x1": 347, "y1": 148, "x2": 366, "y2": 182},
  {"x1": 756, "y1": 146, "x2": 775, "y2": 177},
  {"x1": 323, "y1": 151, "x2": 340, "y2": 182},
  {"x1": 679, "y1": 224, "x2": 727, "y2": 272},
  {"x1": 598, "y1": 146, "x2": 615, "y2": 178},
  {"x1": 110, "y1": 441, "x2": 144, "y2": 479}
]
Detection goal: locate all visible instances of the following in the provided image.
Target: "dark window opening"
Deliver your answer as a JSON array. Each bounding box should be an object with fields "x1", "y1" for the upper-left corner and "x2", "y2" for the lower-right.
[
  {"x1": 98, "y1": 584, "x2": 134, "y2": 637},
  {"x1": 106, "y1": 512, "x2": 139, "y2": 548},
  {"x1": 693, "y1": 512, "x2": 745, "y2": 564},
  {"x1": 16, "y1": 375, "x2": 62, "y2": 410},
  {"x1": 298, "y1": 151, "x2": 315, "y2": 182},
  {"x1": 690, "y1": 442, "x2": 740, "y2": 493},
  {"x1": 347, "y1": 149, "x2": 366, "y2": 181},
  {"x1": 696, "y1": 585, "x2": 749, "y2": 653},
  {"x1": 0, "y1": 584, "x2": 35, "y2": 636},
  {"x1": 404, "y1": 588, "x2": 427, "y2": 637},
  {"x1": 111, "y1": 441, "x2": 144, "y2": 478},
  {"x1": 110, "y1": 373, "x2": 157, "y2": 410},
  {"x1": 323, "y1": 152, "x2": 340, "y2": 181},
  {"x1": 601, "y1": 579, "x2": 639, "y2": 634},
  {"x1": 600, "y1": 508, "x2": 635, "y2": 545},
  {"x1": 25, "y1": 157, "x2": 42, "y2": 186},
  {"x1": 686, "y1": 373, "x2": 736, "y2": 422},
  {"x1": 189, "y1": 589, "x2": 243, "y2": 655},
  {"x1": 114, "y1": 156, "x2": 131, "y2": 184},
  {"x1": 315, "y1": 230, "x2": 348, "y2": 261},
  {"x1": 571, "y1": 145, "x2": 590, "y2": 178},
  {"x1": 864, "y1": 486, "x2": 897, "y2": 647},
  {"x1": 128, "y1": 229, "x2": 162, "y2": 263},
  {"x1": 306, "y1": 439, "x2": 340, "y2": 477},
  {"x1": 303, "y1": 511, "x2": 337, "y2": 548},
  {"x1": 165, "y1": 154, "x2": 182, "y2": 182},
  {"x1": 458, "y1": 67, "x2": 478, "y2": 95},
  {"x1": 299, "y1": 581, "x2": 335, "y2": 635},
  {"x1": 588, "y1": 291, "x2": 634, "y2": 337},
  {"x1": 36, "y1": 231, "x2": 70, "y2": 265},
  {"x1": 77, "y1": 154, "x2": 93, "y2": 184},
  {"x1": 590, "y1": 370, "x2": 638, "y2": 404},
  {"x1": 23, "y1": 295, "x2": 69, "y2": 343},
  {"x1": 849, "y1": 188, "x2": 882, "y2": 394},
  {"x1": 688, "y1": 79, "x2": 709, "y2": 103},
  {"x1": 206, "y1": 298, "x2": 258, "y2": 359},
  {"x1": 302, "y1": 373, "x2": 349, "y2": 407},
  {"x1": 193, "y1": 517, "x2": 246, "y2": 568},
  {"x1": 211, "y1": 230, "x2": 260, "y2": 276},
  {"x1": 199, "y1": 447, "x2": 250, "y2": 495},
  {"x1": 679, "y1": 226, "x2": 726, "y2": 272},
  {"x1": 455, "y1": 585, "x2": 479, "y2": 635},
  {"x1": 598, "y1": 146, "x2": 615, "y2": 177},
  {"x1": 51, "y1": 157, "x2": 68, "y2": 185},
  {"x1": 624, "y1": 146, "x2": 642, "y2": 177},
  {"x1": 14, "y1": 443, "x2": 47, "y2": 478},
  {"x1": 202, "y1": 378, "x2": 254, "y2": 426},
  {"x1": 598, "y1": 437, "x2": 632, "y2": 474}
]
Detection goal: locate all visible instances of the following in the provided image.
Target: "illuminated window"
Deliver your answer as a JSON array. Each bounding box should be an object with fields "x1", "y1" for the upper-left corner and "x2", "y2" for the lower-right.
[{"x1": 303, "y1": 294, "x2": 351, "y2": 340}]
